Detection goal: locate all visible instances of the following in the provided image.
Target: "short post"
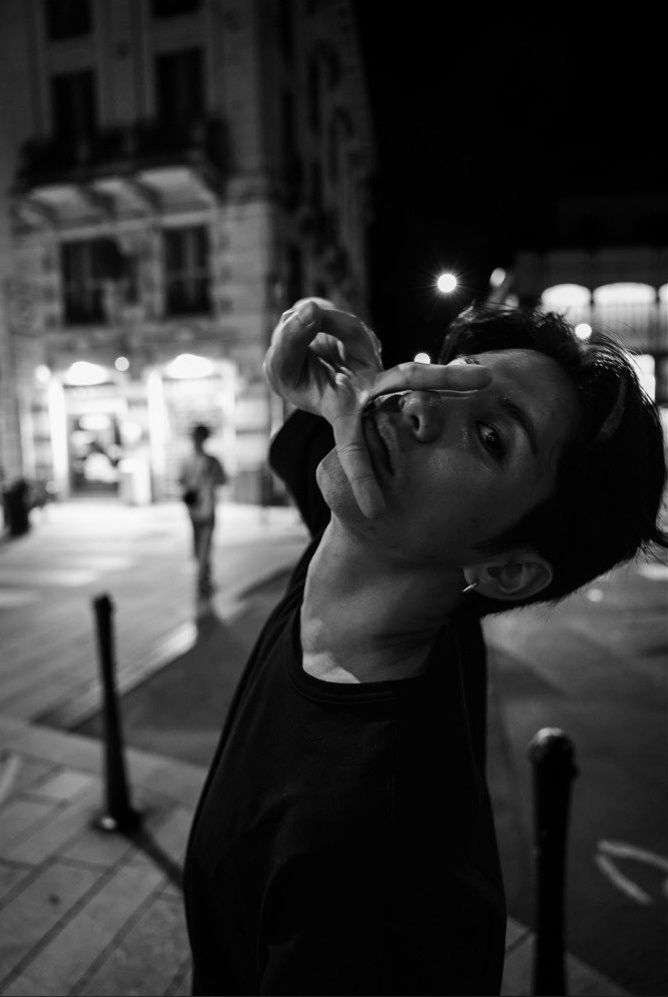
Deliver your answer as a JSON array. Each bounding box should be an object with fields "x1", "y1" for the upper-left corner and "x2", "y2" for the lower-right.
[
  {"x1": 528, "y1": 727, "x2": 579, "y2": 996},
  {"x1": 92, "y1": 593, "x2": 140, "y2": 833}
]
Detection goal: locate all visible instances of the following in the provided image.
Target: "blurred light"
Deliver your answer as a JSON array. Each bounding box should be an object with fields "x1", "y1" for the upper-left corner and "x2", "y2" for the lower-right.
[
  {"x1": 542, "y1": 284, "x2": 590, "y2": 311},
  {"x1": 585, "y1": 588, "x2": 604, "y2": 603},
  {"x1": 164, "y1": 353, "x2": 216, "y2": 379},
  {"x1": 114, "y1": 356, "x2": 130, "y2": 372},
  {"x1": 632, "y1": 354, "x2": 656, "y2": 401},
  {"x1": 489, "y1": 267, "x2": 506, "y2": 288},
  {"x1": 575, "y1": 323, "x2": 592, "y2": 340},
  {"x1": 35, "y1": 364, "x2": 51, "y2": 384},
  {"x1": 413, "y1": 352, "x2": 431, "y2": 364},
  {"x1": 436, "y1": 272, "x2": 457, "y2": 294},
  {"x1": 47, "y1": 377, "x2": 68, "y2": 493},
  {"x1": 63, "y1": 361, "x2": 109, "y2": 386},
  {"x1": 147, "y1": 371, "x2": 167, "y2": 477},
  {"x1": 79, "y1": 413, "x2": 112, "y2": 432}
]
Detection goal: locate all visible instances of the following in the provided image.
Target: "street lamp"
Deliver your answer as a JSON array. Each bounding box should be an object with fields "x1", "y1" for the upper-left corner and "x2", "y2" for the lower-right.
[{"x1": 436, "y1": 272, "x2": 457, "y2": 294}]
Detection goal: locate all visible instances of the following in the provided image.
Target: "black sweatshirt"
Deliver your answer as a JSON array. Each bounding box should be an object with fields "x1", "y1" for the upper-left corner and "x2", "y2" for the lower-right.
[{"x1": 183, "y1": 412, "x2": 506, "y2": 996}]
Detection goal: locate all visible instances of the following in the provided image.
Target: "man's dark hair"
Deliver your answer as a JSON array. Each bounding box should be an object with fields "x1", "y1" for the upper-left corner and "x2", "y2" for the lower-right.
[{"x1": 438, "y1": 305, "x2": 668, "y2": 612}]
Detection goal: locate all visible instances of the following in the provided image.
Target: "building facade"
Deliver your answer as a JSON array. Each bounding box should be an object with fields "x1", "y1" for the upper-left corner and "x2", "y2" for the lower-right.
[
  {"x1": 505, "y1": 192, "x2": 668, "y2": 410},
  {"x1": 0, "y1": 0, "x2": 375, "y2": 504}
]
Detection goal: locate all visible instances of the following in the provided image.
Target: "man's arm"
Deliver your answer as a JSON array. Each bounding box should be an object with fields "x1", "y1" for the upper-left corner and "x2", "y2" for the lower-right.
[
  {"x1": 268, "y1": 410, "x2": 333, "y2": 538},
  {"x1": 209, "y1": 455, "x2": 228, "y2": 487}
]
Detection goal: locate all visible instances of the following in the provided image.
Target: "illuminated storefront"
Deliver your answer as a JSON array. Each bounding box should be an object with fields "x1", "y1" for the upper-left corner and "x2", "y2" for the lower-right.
[{"x1": 38, "y1": 354, "x2": 240, "y2": 504}]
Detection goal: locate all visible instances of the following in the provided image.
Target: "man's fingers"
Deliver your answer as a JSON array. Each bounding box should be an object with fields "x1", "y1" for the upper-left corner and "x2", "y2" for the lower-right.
[
  {"x1": 334, "y1": 436, "x2": 386, "y2": 519},
  {"x1": 290, "y1": 300, "x2": 382, "y2": 369},
  {"x1": 329, "y1": 381, "x2": 385, "y2": 519},
  {"x1": 368, "y1": 360, "x2": 491, "y2": 399}
]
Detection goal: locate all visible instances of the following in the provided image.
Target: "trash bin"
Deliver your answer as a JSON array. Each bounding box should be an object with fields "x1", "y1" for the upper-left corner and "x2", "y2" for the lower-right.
[{"x1": 2, "y1": 478, "x2": 31, "y2": 536}]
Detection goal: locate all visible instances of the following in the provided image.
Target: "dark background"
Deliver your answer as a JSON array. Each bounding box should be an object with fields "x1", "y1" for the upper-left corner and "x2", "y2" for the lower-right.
[{"x1": 352, "y1": 6, "x2": 667, "y2": 366}]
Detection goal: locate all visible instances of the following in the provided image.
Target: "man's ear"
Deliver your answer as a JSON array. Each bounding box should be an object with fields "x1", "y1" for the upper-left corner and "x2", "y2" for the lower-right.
[{"x1": 463, "y1": 549, "x2": 553, "y2": 603}]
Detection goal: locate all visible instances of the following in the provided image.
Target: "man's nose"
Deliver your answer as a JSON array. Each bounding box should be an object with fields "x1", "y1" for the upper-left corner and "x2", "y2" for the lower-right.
[{"x1": 399, "y1": 391, "x2": 447, "y2": 443}]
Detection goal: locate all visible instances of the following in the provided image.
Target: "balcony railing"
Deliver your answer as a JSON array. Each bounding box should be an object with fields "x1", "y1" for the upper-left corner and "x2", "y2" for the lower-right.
[{"x1": 13, "y1": 116, "x2": 227, "y2": 193}]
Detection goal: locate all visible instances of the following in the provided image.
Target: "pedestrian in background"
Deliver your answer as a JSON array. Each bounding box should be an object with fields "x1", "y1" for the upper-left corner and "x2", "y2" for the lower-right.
[{"x1": 178, "y1": 423, "x2": 228, "y2": 616}]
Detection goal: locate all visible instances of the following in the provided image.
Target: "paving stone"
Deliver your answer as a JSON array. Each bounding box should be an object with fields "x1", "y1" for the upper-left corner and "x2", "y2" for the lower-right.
[
  {"x1": 25, "y1": 770, "x2": 96, "y2": 803},
  {"x1": 2, "y1": 855, "x2": 164, "y2": 996},
  {"x1": 59, "y1": 822, "x2": 135, "y2": 869},
  {"x1": 77, "y1": 893, "x2": 190, "y2": 996},
  {"x1": 0, "y1": 860, "x2": 98, "y2": 986},
  {"x1": 1, "y1": 756, "x2": 55, "y2": 797},
  {"x1": 3, "y1": 784, "x2": 100, "y2": 864},
  {"x1": 0, "y1": 863, "x2": 33, "y2": 908},
  {"x1": 165, "y1": 960, "x2": 191, "y2": 997},
  {"x1": 0, "y1": 798, "x2": 58, "y2": 858},
  {"x1": 142, "y1": 806, "x2": 192, "y2": 869}
]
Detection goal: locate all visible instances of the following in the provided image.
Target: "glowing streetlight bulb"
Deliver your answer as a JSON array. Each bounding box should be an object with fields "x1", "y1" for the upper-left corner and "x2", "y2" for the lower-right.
[
  {"x1": 436, "y1": 272, "x2": 457, "y2": 294},
  {"x1": 575, "y1": 323, "x2": 592, "y2": 341},
  {"x1": 489, "y1": 267, "x2": 506, "y2": 288},
  {"x1": 114, "y1": 356, "x2": 130, "y2": 372},
  {"x1": 413, "y1": 352, "x2": 431, "y2": 364}
]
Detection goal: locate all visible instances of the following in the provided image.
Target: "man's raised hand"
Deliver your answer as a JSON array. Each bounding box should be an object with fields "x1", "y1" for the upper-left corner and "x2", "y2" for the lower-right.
[{"x1": 264, "y1": 297, "x2": 385, "y2": 517}]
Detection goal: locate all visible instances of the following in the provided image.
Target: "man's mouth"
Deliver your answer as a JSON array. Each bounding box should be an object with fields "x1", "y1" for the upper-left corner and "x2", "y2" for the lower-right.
[{"x1": 363, "y1": 415, "x2": 393, "y2": 477}]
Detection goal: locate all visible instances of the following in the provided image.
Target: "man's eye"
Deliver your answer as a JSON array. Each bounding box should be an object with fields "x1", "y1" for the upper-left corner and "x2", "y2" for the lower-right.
[{"x1": 477, "y1": 423, "x2": 506, "y2": 459}]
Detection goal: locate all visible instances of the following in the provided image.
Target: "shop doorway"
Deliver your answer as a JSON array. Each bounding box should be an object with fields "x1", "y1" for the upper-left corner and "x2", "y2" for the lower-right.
[{"x1": 68, "y1": 411, "x2": 122, "y2": 495}]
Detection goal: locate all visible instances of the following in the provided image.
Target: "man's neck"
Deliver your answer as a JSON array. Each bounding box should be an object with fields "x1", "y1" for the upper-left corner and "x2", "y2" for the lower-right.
[{"x1": 300, "y1": 516, "x2": 464, "y2": 684}]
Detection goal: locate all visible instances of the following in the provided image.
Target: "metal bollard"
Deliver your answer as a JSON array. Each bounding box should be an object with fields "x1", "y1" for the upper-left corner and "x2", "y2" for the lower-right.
[
  {"x1": 528, "y1": 727, "x2": 579, "y2": 996},
  {"x1": 92, "y1": 593, "x2": 140, "y2": 834}
]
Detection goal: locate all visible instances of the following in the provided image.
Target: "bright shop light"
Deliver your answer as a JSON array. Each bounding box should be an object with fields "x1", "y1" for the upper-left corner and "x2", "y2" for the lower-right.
[
  {"x1": 114, "y1": 356, "x2": 130, "y2": 372},
  {"x1": 63, "y1": 361, "x2": 109, "y2": 386},
  {"x1": 164, "y1": 353, "x2": 216, "y2": 379}
]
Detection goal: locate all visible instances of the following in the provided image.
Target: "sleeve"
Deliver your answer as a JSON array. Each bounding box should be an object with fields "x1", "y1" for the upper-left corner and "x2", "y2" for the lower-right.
[{"x1": 268, "y1": 409, "x2": 334, "y2": 538}]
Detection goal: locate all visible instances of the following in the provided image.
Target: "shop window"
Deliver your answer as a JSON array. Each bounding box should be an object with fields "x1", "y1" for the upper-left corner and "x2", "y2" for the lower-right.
[
  {"x1": 151, "y1": 0, "x2": 202, "y2": 16},
  {"x1": 51, "y1": 68, "x2": 97, "y2": 139},
  {"x1": 163, "y1": 226, "x2": 211, "y2": 315},
  {"x1": 61, "y1": 240, "x2": 108, "y2": 324},
  {"x1": 155, "y1": 48, "x2": 204, "y2": 126},
  {"x1": 44, "y1": 0, "x2": 92, "y2": 40}
]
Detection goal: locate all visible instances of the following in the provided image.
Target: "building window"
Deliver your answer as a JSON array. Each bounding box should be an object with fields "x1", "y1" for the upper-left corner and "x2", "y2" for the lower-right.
[
  {"x1": 163, "y1": 227, "x2": 210, "y2": 315},
  {"x1": 44, "y1": 0, "x2": 92, "y2": 40},
  {"x1": 61, "y1": 240, "x2": 108, "y2": 325},
  {"x1": 151, "y1": 0, "x2": 202, "y2": 16},
  {"x1": 155, "y1": 49, "x2": 204, "y2": 126},
  {"x1": 51, "y1": 69, "x2": 96, "y2": 139}
]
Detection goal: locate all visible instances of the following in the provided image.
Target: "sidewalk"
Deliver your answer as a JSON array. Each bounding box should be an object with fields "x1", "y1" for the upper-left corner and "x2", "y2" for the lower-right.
[
  {"x1": 0, "y1": 712, "x2": 629, "y2": 997},
  {"x1": 0, "y1": 499, "x2": 632, "y2": 995}
]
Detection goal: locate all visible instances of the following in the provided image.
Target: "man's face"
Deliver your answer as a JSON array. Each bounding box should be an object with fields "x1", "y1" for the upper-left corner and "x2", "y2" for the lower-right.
[{"x1": 316, "y1": 348, "x2": 583, "y2": 567}]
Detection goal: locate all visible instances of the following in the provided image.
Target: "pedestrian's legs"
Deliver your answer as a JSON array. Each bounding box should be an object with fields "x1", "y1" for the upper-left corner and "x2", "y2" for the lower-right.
[{"x1": 194, "y1": 518, "x2": 215, "y2": 600}]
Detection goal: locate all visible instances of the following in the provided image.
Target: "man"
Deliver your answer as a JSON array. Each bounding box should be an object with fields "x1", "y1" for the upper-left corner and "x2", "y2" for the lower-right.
[
  {"x1": 184, "y1": 300, "x2": 667, "y2": 995},
  {"x1": 178, "y1": 423, "x2": 228, "y2": 616}
]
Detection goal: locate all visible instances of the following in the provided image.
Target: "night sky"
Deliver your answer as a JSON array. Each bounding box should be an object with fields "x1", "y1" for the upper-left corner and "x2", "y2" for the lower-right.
[{"x1": 352, "y1": 6, "x2": 666, "y2": 365}]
